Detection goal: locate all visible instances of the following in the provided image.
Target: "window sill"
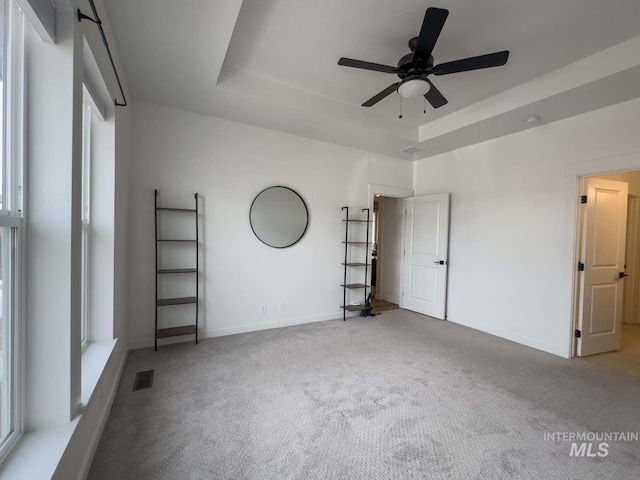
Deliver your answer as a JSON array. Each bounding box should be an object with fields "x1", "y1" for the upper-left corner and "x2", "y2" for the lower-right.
[
  {"x1": 0, "y1": 421, "x2": 79, "y2": 479},
  {"x1": 81, "y1": 339, "x2": 117, "y2": 405},
  {"x1": 0, "y1": 340, "x2": 118, "y2": 479}
]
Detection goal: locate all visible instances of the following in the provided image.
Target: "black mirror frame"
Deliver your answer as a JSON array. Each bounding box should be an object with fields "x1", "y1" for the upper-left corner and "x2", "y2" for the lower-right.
[{"x1": 249, "y1": 186, "x2": 309, "y2": 249}]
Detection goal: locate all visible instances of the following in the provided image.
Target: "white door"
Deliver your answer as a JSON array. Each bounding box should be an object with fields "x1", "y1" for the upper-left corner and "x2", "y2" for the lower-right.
[
  {"x1": 577, "y1": 178, "x2": 628, "y2": 356},
  {"x1": 402, "y1": 193, "x2": 450, "y2": 319}
]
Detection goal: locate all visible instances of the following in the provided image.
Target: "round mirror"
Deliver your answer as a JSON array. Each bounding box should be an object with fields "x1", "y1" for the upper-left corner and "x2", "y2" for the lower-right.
[{"x1": 249, "y1": 186, "x2": 309, "y2": 248}]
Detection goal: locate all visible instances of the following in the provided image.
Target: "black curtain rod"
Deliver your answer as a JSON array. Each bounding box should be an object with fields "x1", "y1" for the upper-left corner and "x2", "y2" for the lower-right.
[{"x1": 77, "y1": 0, "x2": 128, "y2": 107}]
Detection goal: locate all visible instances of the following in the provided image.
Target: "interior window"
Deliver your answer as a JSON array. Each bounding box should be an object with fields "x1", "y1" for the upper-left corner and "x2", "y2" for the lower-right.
[
  {"x1": 80, "y1": 100, "x2": 91, "y2": 348},
  {"x1": 0, "y1": 0, "x2": 24, "y2": 455}
]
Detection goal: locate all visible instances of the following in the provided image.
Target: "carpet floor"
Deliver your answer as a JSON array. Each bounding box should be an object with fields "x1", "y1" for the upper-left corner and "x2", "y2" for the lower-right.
[{"x1": 88, "y1": 310, "x2": 640, "y2": 479}]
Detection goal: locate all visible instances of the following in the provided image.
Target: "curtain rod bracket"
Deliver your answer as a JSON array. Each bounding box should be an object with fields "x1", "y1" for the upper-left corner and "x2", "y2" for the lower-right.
[{"x1": 77, "y1": 9, "x2": 100, "y2": 25}]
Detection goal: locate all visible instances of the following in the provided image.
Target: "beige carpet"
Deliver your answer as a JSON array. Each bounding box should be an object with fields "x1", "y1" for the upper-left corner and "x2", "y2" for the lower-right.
[{"x1": 88, "y1": 310, "x2": 640, "y2": 479}]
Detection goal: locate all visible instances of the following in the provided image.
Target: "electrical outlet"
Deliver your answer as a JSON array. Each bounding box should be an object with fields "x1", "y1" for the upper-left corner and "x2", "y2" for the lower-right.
[
  {"x1": 260, "y1": 305, "x2": 267, "y2": 314},
  {"x1": 279, "y1": 303, "x2": 286, "y2": 313}
]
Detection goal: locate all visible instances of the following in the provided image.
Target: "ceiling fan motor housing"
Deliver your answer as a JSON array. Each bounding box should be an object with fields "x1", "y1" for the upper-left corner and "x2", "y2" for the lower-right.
[{"x1": 397, "y1": 51, "x2": 434, "y2": 78}]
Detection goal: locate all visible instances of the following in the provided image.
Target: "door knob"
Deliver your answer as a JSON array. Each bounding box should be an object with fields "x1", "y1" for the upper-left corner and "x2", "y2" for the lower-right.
[
  {"x1": 619, "y1": 272, "x2": 629, "y2": 278},
  {"x1": 434, "y1": 260, "x2": 446, "y2": 265}
]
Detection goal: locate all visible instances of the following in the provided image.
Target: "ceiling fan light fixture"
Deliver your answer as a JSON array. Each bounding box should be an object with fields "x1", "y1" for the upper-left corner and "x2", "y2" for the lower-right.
[{"x1": 397, "y1": 78, "x2": 431, "y2": 98}]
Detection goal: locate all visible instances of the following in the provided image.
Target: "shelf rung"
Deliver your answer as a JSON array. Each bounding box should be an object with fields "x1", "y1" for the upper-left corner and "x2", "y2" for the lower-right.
[
  {"x1": 157, "y1": 207, "x2": 196, "y2": 213},
  {"x1": 342, "y1": 242, "x2": 372, "y2": 245},
  {"x1": 157, "y1": 325, "x2": 197, "y2": 338},
  {"x1": 341, "y1": 283, "x2": 370, "y2": 289},
  {"x1": 340, "y1": 305, "x2": 365, "y2": 311},
  {"x1": 157, "y1": 296, "x2": 197, "y2": 306},
  {"x1": 342, "y1": 219, "x2": 372, "y2": 223},
  {"x1": 157, "y1": 239, "x2": 197, "y2": 243},
  {"x1": 157, "y1": 268, "x2": 197, "y2": 274},
  {"x1": 341, "y1": 263, "x2": 370, "y2": 266}
]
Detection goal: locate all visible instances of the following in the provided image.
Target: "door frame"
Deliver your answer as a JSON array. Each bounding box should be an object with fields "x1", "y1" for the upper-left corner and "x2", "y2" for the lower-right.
[
  {"x1": 623, "y1": 195, "x2": 640, "y2": 325},
  {"x1": 368, "y1": 184, "x2": 414, "y2": 308},
  {"x1": 573, "y1": 177, "x2": 629, "y2": 356},
  {"x1": 566, "y1": 151, "x2": 640, "y2": 358}
]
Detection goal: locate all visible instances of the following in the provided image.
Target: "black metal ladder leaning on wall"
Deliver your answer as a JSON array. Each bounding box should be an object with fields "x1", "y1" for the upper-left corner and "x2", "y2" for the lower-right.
[
  {"x1": 154, "y1": 189, "x2": 199, "y2": 351},
  {"x1": 340, "y1": 207, "x2": 372, "y2": 320}
]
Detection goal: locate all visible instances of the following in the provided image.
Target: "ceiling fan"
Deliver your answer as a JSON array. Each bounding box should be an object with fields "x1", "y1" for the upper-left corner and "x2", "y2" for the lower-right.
[{"x1": 338, "y1": 7, "x2": 509, "y2": 110}]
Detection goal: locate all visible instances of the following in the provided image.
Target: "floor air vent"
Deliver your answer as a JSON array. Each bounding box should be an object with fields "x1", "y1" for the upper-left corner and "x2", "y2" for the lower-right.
[{"x1": 133, "y1": 370, "x2": 154, "y2": 391}]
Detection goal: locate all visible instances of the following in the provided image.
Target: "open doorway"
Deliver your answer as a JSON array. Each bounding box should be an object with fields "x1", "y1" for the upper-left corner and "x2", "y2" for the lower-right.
[
  {"x1": 367, "y1": 184, "x2": 451, "y2": 319},
  {"x1": 372, "y1": 195, "x2": 402, "y2": 313},
  {"x1": 574, "y1": 171, "x2": 640, "y2": 375}
]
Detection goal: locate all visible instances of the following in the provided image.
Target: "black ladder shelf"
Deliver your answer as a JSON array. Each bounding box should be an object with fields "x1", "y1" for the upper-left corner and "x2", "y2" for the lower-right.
[
  {"x1": 341, "y1": 207, "x2": 372, "y2": 320},
  {"x1": 154, "y1": 189, "x2": 199, "y2": 350}
]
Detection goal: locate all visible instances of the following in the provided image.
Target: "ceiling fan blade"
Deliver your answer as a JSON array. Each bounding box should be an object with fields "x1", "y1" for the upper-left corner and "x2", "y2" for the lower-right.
[
  {"x1": 362, "y1": 83, "x2": 400, "y2": 107},
  {"x1": 424, "y1": 79, "x2": 448, "y2": 109},
  {"x1": 412, "y1": 8, "x2": 449, "y2": 65},
  {"x1": 433, "y1": 50, "x2": 510, "y2": 76},
  {"x1": 338, "y1": 57, "x2": 399, "y2": 74}
]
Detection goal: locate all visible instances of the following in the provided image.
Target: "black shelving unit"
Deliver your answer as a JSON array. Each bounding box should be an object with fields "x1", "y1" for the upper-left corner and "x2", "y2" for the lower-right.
[
  {"x1": 340, "y1": 207, "x2": 371, "y2": 320},
  {"x1": 154, "y1": 189, "x2": 199, "y2": 350}
]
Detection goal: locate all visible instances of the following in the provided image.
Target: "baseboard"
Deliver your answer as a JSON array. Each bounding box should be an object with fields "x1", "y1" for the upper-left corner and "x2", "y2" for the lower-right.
[
  {"x1": 77, "y1": 341, "x2": 129, "y2": 480},
  {"x1": 129, "y1": 311, "x2": 343, "y2": 350},
  {"x1": 446, "y1": 314, "x2": 567, "y2": 357}
]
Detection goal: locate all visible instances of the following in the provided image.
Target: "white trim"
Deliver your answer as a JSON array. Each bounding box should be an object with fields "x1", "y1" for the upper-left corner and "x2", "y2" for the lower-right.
[
  {"x1": 0, "y1": 419, "x2": 79, "y2": 479},
  {"x1": 82, "y1": 69, "x2": 106, "y2": 121},
  {"x1": 4, "y1": 0, "x2": 26, "y2": 216},
  {"x1": 564, "y1": 150, "x2": 640, "y2": 358},
  {"x1": 0, "y1": 0, "x2": 25, "y2": 462},
  {"x1": 0, "y1": 342, "x2": 128, "y2": 480},
  {"x1": 79, "y1": 340, "x2": 116, "y2": 406},
  {"x1": 15, "y1": 0, "x2": 54, "y2": 43},
  {"x1": 80, "y1": 101, "x2": 91, "y2": 349},
  {"x1": 447, "y1": 314, "x2": 566, "y2": 357},
  {"x1": 368, "y1": 184, "x2": 413, "y2": 309},
  {"x1": 129, "y1": 312, "x2": 343, "y2": 350},
  {"x1": 77, "y1": 341, "x2": 127, "y2": 480},
  {"x1": 0, "y1": 217, "x2": 21, "y2": 227},
  {"x1": 368, "y1": 184, "x2": 414, "y2": 208},
  {"x1": 564, "y1": 151, "x2": 640, "y2": 177}
]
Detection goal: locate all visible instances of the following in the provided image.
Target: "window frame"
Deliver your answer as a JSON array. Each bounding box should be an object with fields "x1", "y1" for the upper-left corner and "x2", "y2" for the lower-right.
[
  {"x1": 0, "y1": 0, "x2": 24, "y2": 462},
  {"x1": 80, "y1": 99, "x2": 91, "y2": 350}
]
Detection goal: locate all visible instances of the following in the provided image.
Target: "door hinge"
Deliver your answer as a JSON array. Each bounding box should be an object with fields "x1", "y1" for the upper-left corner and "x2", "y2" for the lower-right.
[
  {"x1": 578, "y1": 262, "x2": 585, "y2": 271},
  {"x1": 581, "y1": 195, "x2": 587, "y2": 204},
  {"x1": 575, "y1": 329, "x2": 581, "y2": 338}
]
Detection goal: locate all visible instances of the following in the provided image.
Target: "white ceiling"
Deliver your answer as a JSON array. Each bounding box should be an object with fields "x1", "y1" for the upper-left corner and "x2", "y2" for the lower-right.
[{"x1": 104, "y1": 0, "x2": 640, "y2": 160}]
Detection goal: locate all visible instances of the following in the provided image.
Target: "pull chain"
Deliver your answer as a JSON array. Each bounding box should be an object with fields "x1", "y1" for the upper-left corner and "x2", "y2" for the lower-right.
[
  {"x1": 424, "y1": 97, "x2": 427, "y2": 114},
  {"x1": 399, "y1": 95, "x2": 403, "y2": 119}
]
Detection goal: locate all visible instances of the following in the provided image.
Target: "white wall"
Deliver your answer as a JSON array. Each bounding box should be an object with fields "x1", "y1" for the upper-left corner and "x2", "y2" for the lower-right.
[
  {"x1": 24, "y1": 4, "x2": 82, "y2": 431},
  {"x1": 377, "y1": 197, "x2": 403, "y2": 305},
  {"x1": 127, "y1": 101, "x2": 413, "y2": 348},
  {"x1": 414, "y1": 96, "x2": 640, "y2": 357},
  {"x1": 113, "y1": 106, "x2": 131, "y2": 341}
]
